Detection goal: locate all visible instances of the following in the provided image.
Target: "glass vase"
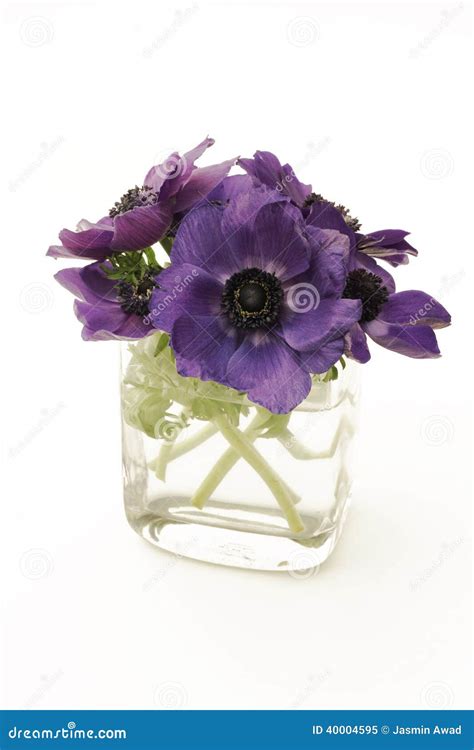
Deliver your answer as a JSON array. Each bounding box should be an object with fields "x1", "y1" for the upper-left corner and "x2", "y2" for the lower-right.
[{"x1": 121, "y1": 333, "x2": 360, "y2": 572}]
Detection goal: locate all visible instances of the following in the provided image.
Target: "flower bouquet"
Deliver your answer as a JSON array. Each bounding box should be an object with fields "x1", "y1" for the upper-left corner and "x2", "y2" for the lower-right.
[{"x1": 48, "y1": 138, "x2": 451, "y2": 571}]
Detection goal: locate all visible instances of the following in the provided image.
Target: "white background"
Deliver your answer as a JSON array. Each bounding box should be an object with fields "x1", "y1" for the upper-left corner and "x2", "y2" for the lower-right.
[{"x1": 1, "y1": 0, "x2": 472, "y2": 711}]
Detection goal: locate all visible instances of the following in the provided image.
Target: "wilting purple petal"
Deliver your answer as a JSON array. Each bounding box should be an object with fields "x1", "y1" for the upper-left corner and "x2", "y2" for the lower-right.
[
  {"x1": 239, "y1": 150, "x2": 311, "y2": 207},
  {"x1": 149, "y1": 263, "x2": 223, "y2": 332},
  {"x1": 344, "y1": 323, "x2": 371, "y2": 364},
  {"x1": 226, "y1": 331, "x2": 312, "y2": 414},
  {"x1": 55, "y1": 265, "x2": 116, "y2": 304},
  {"x1": 364, "y1": 319, "x2": 441, "y2": 358},
  {"x1": 111, "y1": 203, "x2": 172, "y2": 251},
  {"x1": 52, "y1": 223, "x2": 114, "y2": 261},
  {"x1": 279, "y1": 298, "x2": 362, "y2": 352},
  {"x1": 378, "y1": 291, "x2": 451, "y2": 329},
  {"x1": 358, "y1": 229, "x2": 418, "y2": 267},
  {"x1": 174, "y1": 158, "x2": 237, "y2": 213}
]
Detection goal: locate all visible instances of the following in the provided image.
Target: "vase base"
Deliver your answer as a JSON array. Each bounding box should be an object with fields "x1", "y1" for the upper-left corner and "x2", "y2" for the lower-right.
[{"x1": 127, "y1": 495, "x2": 350, "y2": 572}]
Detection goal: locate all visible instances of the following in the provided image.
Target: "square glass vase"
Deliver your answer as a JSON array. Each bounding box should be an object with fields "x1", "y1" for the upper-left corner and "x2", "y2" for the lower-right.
[{"x1": 121, "y1": 336, "x2": 360, "y2": 572}]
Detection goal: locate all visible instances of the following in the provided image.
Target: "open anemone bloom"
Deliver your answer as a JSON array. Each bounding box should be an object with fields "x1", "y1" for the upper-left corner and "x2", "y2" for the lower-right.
[
  {"x1": 356, "y1": 229, "x2": 418, "y2": 267},
  {"x1": 47, "y1": 137, "x2": 236, "y2": 261},
  {"x1": 148, "y1": 201, "x2": 362, "y2": 414},
  {"x1": 343, "y1": 252, "x2": 451, "y2": 363},
  {"x1": 55, "y1": 261, "x2": 155, "y2": 341}
]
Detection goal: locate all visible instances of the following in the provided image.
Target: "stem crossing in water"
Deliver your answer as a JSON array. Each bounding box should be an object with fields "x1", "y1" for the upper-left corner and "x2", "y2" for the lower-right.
[{"x1": 205, "y1": 407, "x2": 305, "y2": 535}]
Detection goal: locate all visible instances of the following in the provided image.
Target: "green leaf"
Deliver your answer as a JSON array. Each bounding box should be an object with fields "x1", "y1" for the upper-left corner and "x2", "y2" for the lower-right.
[
  {"x1": 154, "y1": 333, "x2": 170, "y2": 357},
  {"x1": 160, "y1": 236, "x2": 174, "y2": 255}
]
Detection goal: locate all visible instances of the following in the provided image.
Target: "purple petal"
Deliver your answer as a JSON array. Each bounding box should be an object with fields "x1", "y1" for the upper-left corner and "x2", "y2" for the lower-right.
[
  {"x1": 110, "y1": 202, "x2": 172, "y2": 251},
  {"x1": 233, "y1": 201, "x2": 309, "y2": 282},
  {"x1": 306, "y1": 201, "x2": 351, "y2": 236},
  {"x1": 171, "y1": 204, "x2": 238, "y2": 280},
  {"x1": 378, "y1": 291, "x2": 451, "y2": 329},
  {"x1": 149, "y1": 264, "x2": 223, "y2": 332},
  {"x1": 171, "y1": 313, "x2": 240, "y2": 382},
  {"x1": 353, "y1": 251, "x2": 396, "y2": 294},
  {"x1": 279, "y1": 298, "x2": 362, "y2": 352},
  {"x1": 226, "y1": 331, "x2": 312, "y2": 414},
  {"x1": 239, "y1": 150, "x2": 311, "y2": 207},
  {"x1": 344, "y1": 323, "x2": 371, "y2": 364},
  {"x1": 144, "y1": 151, "x2": 181, "y2": 193},
  {"x1": 55, "y1": 265, "x2": 116, "y2": 304},
  {"x1": 174, "y1": 158, "x2": 237, "y2": 213},
  {"x1": 51, "y1": 222, "x2": 114, "y2": 261},
  {"x1": 300, "y1": 337, "x2": 346, "y2": 373},
  {"x1": 221, "y1": 183, "x2": 287, "y2": 235},
  {"x1": 302, "y1": 227, "x2": 351, "y2": 297},
  {"x1": 359, "y1": 229, "x2": 418, "y2": 267},
  {"x1": 364, "y1": 319, "x2": 441, "y2": 358}
]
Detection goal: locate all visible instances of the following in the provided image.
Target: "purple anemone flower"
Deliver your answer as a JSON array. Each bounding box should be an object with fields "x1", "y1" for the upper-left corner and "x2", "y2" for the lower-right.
[
  {"x1": 47, "y1": 138, "x2": 236, "y2": 261},
  {"x1": 239, "y1": 150, "x2": 312, "y2": 207},
  {"x1": 148, "y1": 201, "x2": 362, "y2": 414},
  {"x1": 356, "y1": 229, "x2": 418, "y2": 267},
  {"x1": 342, "y1": 252, "x2": 451, "y2": 362},
  {"x1": 55, "y1": 262, "x2": 154, "y2": 340}
]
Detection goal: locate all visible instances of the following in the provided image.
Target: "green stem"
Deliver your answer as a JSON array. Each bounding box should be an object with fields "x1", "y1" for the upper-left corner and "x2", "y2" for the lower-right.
[
  {"x1": 150, "y1": 407, "x2": 189, "y2": 481},
  {"x1": 191, "y1": 413, "x2": 300, "y2": 510},
  {"x1": 277, "y1": 428, "x2": 324, "y2": 460},
  {"x1": 168, "y1": 423, "x2": 218, "y2": 461},
  {"x1": 198, "y1": 408, "x2": 305, "y2": 534}
]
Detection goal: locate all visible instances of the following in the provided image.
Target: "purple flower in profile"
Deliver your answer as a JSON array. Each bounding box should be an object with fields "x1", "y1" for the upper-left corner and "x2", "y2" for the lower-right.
[
  {"x1": 356, "y1": 229, "x2": 418, "y2": 267},
  {"x1": 343, "y1": 252, "x2": 451, "y2": 362},
  {"x1": 47, "y1": 138, "x2": 236, "y2": 261},
  {"x1": 148, "y1": 201, "x2": 361, "y2": 414},
  {"x1": 239, "y1": 150, "x2": 312, "y2": 207},
  {"x1": 55, "y1": 262, "x2": 155, "y2": 340}
]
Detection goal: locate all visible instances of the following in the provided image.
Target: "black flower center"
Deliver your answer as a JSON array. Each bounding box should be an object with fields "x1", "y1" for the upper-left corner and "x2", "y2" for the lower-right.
[
  {"x1": 222, "y1": 268, "x2": 283, "y2": 329},
  {"x1": 343, "y1": 268, "x2": 389, "y2": 323},
  {"x1": 109, "y1": 185, "x2": 159, "y2": 217},
  {"x1": 117, "y1": 269, "x2": 157, "y2": 317}
]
